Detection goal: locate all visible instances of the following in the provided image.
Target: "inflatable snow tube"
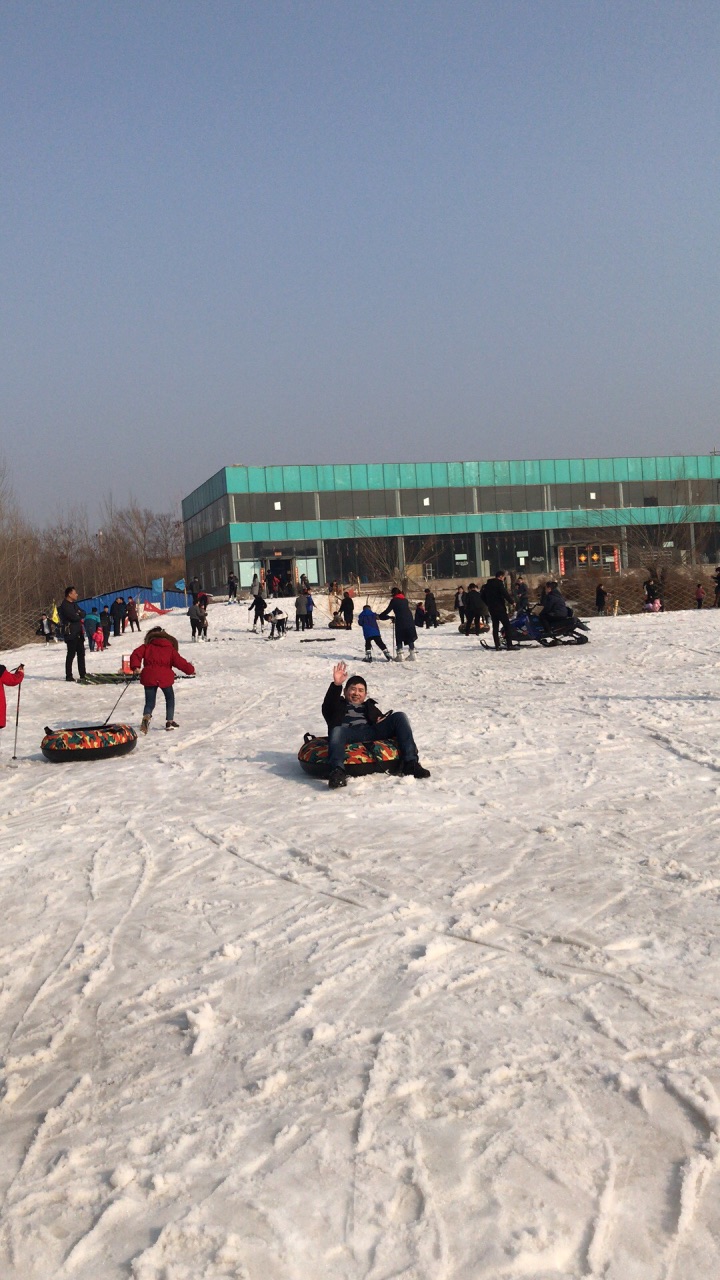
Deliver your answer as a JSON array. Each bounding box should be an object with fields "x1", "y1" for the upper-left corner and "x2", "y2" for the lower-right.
[
  {"x1": 298, "y1": 733, "x2": 401, "y2": 778},
  {"x1": 41, "y1": 722, "x2": 138, "y2": 763}
]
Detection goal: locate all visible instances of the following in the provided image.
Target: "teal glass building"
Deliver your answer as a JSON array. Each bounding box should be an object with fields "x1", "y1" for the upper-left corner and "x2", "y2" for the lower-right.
[{"x1": 182, "y1": 456, "x2": 720, "y2": 589}]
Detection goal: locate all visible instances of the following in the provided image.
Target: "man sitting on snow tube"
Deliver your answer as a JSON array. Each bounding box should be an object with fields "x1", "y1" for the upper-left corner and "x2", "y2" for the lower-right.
[{"x1": 322, "y1": 661, "x2": 430, "y2": 790}]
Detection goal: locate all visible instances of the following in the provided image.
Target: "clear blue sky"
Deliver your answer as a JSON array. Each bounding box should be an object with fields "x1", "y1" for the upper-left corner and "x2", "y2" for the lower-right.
[{"x1": 2, "y1": 1, "x2": 718, "y2": 522}]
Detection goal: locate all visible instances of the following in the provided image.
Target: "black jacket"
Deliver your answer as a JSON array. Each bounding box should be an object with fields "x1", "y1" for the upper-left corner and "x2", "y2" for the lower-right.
[
  {"x1": 339, "y1": 597, "x2": 354, "y2": 620},
  {"x1": 59, "y1": 598, "x2": 85, "y2": 639},
  {"x1": 424, "y1": 592, "x2": 437, "y2": 617},
  {"x1": 322, "y1": 683, "x2": 384, "y2": 732},
  {"x1": 542, "y1": 587, "x2": 569, "y2": 619},
  {"x1": 378, "y1": 593, "x2": 417, "y2": 641},
  {"x1": 481, "y1": 578, "x2": 514, "y2": 613},
  {"x1": 464, "y1": 587, "x2": 484, "y2": 617}
]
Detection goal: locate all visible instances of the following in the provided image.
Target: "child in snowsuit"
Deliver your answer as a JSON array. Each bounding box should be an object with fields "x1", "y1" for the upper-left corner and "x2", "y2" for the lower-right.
[
  {"x1": 130, "y1": 627, "x2": 195, "y2": 733},
  {"x1": 93, "y1": 625, "x2": 105, "y2": 652},
  {"x1": 358, "y1": 604, "x2": 391, "y2": 662},
  {"x1": 0, "y1": 663, "x2": 24, "y2": 761}
]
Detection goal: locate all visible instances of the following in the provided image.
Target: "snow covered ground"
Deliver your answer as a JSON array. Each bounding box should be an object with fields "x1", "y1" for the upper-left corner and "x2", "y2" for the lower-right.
[{"x1": 2, "y1": 599, "x2": 720, "y2": 1279}]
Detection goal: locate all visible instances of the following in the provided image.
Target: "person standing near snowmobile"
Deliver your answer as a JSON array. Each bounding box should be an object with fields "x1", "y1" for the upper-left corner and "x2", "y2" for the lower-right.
[
  {"x1": 322, "y1": 661, "x2": 430, "y2": 788},
  {"x1": 514, "y1": 576, "x2": 529, "y2": 612},
  {"x1": 480, "y1": 572, "x2": 517, "y2": 650}
]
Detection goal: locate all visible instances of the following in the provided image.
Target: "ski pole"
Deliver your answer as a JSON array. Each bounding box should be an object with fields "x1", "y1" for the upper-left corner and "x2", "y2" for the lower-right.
[{"x1": 10, "y1": 668, "x2": 22, "y2": 764}]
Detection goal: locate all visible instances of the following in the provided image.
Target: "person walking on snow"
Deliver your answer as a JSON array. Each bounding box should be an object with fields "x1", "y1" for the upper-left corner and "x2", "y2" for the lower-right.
[
  {"x1": 322, "y1": 661, "x2": 430, "y2": 789},
  {"x1": 130, "y1": 627, "x2": 195, "y2": 733},
  {"x1": 358, "y1": 603, "x2": 392, "y2": 662},
  {"x1": 248, "y1": 594, "x2": 268, "y2": 631},
  {"x1": 295, "y1": 589, "x2": 309, "y2": 631},
  {"x1": 339, "y1": 591, "x2": 354, "y2": 629},
  {"x1": 378, "y1": 587, "x2": 417, "y2": 659},
  {"x1": 423, "y1": 588, "x2": 439, "y2": 627}
]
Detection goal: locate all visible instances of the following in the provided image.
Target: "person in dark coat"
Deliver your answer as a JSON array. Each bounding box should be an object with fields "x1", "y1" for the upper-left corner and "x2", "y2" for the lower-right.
[
  {"x1": 463, "y1": 584, "x2": 488, "y2": 636},
  {"x1": 378, "y1": 588, "x2": 417, "y2": 660},
  {"x1": 514, "y1": 576, "x2": 529, "y2": 612},
  {"x1": 339, "y1": 592, "x2": 354, "y2": 628},
  {"x1": 423, "y1": 588, "x2": 438, "y2": 628},
  {"x1": 58, "y1": 586, "x2": 87, "y2": 681},
  {"x1": 595, "y1": 582, "x2": 609, "y2": 615},
  {"x1": 480, "y1": 571, "x2": 517, "y2": 650},
  {"x1": 454, "y1": 586, "x2": 466, "y2": 627},
  {"x1": 110, "y1": 597, "x2": 126, "y2": 638},
  {"x1": 126, "y1": 597, "x2": 141, "y2": 632},
  {"x1": 248, "y1": 594, "x2": 268, "y2": 631},
  {"x1": 322, "y1": 661, "x2": 430, "y2": 788},
  {"x1": 414, "y1": 601, "x2": 426, "y2": 628},
  {"x1": 539, "y1": 581, "x2": 571, "y2": 633},
  {"x1": 227, "y1": 572, "x2": 238, "y2": 601},
  {"x1": 100, "y1": 605, "x2": 112, "y2": 648}
]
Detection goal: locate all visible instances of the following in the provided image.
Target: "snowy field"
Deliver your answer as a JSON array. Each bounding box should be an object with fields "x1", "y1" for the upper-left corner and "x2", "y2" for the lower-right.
[{"x1": 2, "y1": 600, "x2": 720, "y2": 1280}]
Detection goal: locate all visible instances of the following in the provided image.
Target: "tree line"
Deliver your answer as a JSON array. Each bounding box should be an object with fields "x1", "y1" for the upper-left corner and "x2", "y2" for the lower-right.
[{"x1": 0, "y1": 461, "x2": 184, "y2": 650}]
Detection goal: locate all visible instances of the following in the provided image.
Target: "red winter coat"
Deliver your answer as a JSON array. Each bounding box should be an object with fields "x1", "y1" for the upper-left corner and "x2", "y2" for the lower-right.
[
  {"x1": 129, "y1": 635, "x2": 195, "y2": 688},
  {"x1": 0, "y1": 666, "x2": 24, "y2": 729}
]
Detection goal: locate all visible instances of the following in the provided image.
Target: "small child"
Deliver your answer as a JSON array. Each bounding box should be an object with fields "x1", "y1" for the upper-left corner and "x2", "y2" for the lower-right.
[
  {"x1": 696, "y1": 584, "x2": 706, "y2": 609},
  {"x1": 93, "y1": 625, "x2": 105, "y2": 652},
  {"x1": 358, "y1": 603, "x2": 392, "y2": 662}
]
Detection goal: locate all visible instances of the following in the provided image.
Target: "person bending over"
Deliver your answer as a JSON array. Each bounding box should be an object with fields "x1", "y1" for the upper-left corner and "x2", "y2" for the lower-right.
[{"x1": 322, "y1": 661, "x2": 430, "y2": 789}]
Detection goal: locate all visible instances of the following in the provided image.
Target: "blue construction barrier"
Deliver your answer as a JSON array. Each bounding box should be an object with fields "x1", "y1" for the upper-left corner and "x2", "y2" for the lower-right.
[{"x1": 77, "y1": 585, "x2": 189, "y2": 613}]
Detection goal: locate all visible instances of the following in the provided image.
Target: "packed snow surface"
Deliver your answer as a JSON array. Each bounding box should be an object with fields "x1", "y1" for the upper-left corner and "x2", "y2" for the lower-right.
[{"x1": 2, "y1": 601, "x2": 720, "y2": 1279}]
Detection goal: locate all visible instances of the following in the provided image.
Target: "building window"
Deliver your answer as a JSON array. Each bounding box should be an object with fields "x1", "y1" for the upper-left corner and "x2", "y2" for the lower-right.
[
  {"x1": 422, "y1": 496, "x2": 430, "y2": 507},
  {"x1": 274, "y1": 501, "x2": 282, "y2": 511}
]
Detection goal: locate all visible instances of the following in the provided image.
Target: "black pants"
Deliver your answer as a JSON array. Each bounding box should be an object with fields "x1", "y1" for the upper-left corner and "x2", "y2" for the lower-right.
[
  {"x1": 365, "y1": 635, "x2": 388, "y2": 654},
  {"x1": 464, "y1": 613, "x2": 483, "y2": 635},
  {"x1": 457, "y1": 607, "x2": 465, "y2": 626},
  {"x1": 65, "y1": 636, "x2": 86, "y2": 680},
  {"x1": 128, "y1": 618, "x2": 141, "y2": 631},
  {"x1": 101, "y1": 627, "x2": 111, "y2": 647},
  {"x1": 490, "y1": 608, "x2": 513, "y2": 649},
  {"x1": 425, "y1": 615, "x2": 438, "y2": 628},
  {"x1": 296, "y1": 614, "x2": 307, "y2": 630}
]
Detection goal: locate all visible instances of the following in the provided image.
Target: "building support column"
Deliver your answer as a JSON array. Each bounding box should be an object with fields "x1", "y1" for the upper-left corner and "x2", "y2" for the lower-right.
[
  {"x1": 316, "y1": 539, "x2": 326, "y2": 586},
  {"x1": 689, "y1": 523, "x2": 696, "y2": 566},
  {"x1": 473, "y1": 532, "x2": 484, "y2": 579}
]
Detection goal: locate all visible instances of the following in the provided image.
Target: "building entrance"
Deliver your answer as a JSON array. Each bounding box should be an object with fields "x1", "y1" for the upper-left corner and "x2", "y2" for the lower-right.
[{"x1": 263, "y1": 558, "x2": 294, "y2": 596}]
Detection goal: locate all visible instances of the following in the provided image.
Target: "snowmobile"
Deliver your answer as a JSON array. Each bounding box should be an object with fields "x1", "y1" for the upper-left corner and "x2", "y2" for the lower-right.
[{"x1": 481, "y1": 606, "x2": 590, "y2": 649}]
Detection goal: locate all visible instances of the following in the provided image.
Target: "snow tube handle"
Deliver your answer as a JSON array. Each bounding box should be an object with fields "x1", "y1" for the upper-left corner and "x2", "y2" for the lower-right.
[{"x1": 303, "y1": 732, "x2": 318, "y2": 744}]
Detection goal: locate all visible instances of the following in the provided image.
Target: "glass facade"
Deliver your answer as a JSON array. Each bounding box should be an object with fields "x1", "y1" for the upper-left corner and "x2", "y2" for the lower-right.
[{"x1": 181, "y1": 456, "x2": 720, "y2": 589}]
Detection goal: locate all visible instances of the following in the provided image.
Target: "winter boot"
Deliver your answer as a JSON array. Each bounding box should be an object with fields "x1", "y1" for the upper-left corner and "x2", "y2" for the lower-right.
[
  {"x1": 328, "y1": 767, "x2": 348, "y2": 789},
  {"x1": 363, "y1": 654, "x2": 372, "y2": 663},
  {"x1": 407, "y1": 650, "x2": 417, "y2": 662},
  {"x1": 140, "y1": 715, "x2": 151, "y2": 735},
  {"x1": 402, "y1": 760, "x2": 431, "y2": 779},
  {"x1": 384, "y1": 649, "x2": 392, "y2": 661},
  {"x1": 394, "y1": 652, "x2": 404, "y2": 662},
  {"x1": 166, "y1": 720, "x2": 179, "y2": 731}
]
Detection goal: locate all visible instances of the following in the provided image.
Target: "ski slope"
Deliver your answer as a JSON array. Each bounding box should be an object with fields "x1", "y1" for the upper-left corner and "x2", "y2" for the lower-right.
[{"x1": 2, "y1": 600, "x2": 720, "y2": 1279}]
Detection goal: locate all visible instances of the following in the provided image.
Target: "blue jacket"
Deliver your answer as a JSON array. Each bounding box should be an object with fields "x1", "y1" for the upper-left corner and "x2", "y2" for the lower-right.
[{"x1": 358, "y1": 605, "x2": 380, "y2": 639}]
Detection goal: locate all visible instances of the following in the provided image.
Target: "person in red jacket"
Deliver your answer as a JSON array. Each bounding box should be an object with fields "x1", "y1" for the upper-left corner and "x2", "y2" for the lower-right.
[
  {"x1": 0, "y1": 663, "x2": 24, "y2": 759},
  {"x1": 129, "y1": 627, "x2": 195, "y2": 734}
]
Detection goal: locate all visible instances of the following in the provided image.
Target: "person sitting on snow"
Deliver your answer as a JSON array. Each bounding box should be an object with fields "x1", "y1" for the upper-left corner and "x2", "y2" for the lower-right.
[{"x1": 321, "y1": 661, "x2": 430, "y2": 789}]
